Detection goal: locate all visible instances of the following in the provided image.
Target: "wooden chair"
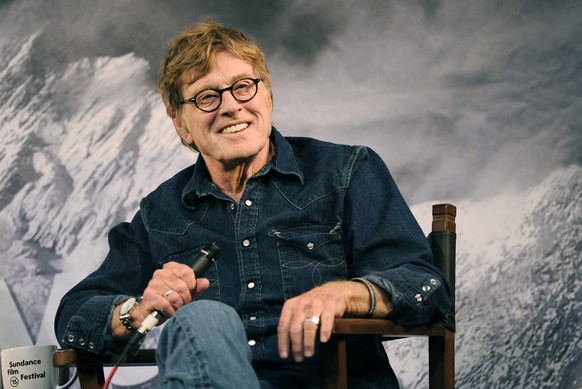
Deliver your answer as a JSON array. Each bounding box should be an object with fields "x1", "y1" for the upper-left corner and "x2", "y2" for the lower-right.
[
  {"x1": 320, "y1": 203, "x2": 456, "y2": 388},
  {"x1": 54, "y1": 203, "x2": 456, "y2": 389}
]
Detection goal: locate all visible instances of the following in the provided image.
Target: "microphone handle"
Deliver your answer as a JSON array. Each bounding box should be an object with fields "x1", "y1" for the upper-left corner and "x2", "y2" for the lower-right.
[{"x1": 188, "y1": 242, "x2": 220, "y2": 277}]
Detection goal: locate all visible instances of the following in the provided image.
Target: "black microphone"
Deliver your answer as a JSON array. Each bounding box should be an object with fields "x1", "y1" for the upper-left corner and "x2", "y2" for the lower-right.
[
  {"x1": 128, "y1": 243, "x2": 220, "y2": 349},
  {"x1": 188, "y1": 242, "x2": 220, "y2": 277}
]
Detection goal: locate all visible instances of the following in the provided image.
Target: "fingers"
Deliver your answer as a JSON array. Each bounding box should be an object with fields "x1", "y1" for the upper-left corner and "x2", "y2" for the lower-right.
[
  {"x1": 277, "y1": 296, "x2": 331, "y2": 362},
  {"x1": 140, "y1": 262, "x2": 199, "y2": 318},
  {"x1": 318, "y1": 308, "x2": 336, "y2": 343},
  {"x1": 194, "y1": 277, "x2": 211, "y2": 294},
  {"x1": 161, "y1": 261, "x2": 198, "y2": 303},
  {"x1": 302, "y1": 313, "x2": 321, "y2": 359},
  {"x1": 278, "y1": 283, "x2": 349, "y2": 362},
  {"x1": 277, "y1": 301, "x2": 294, "y2": 360}
]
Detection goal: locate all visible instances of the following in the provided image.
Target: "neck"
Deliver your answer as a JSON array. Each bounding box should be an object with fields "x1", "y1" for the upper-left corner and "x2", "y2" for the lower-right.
[{"x1": 206, "y1": 142, "x2": 275, "y2": 203}]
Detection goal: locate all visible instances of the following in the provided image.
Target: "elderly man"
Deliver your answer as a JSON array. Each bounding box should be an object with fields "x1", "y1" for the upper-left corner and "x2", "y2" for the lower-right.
[{"x1": 55, "y1": 21, "x2": 452, "y2": 388}]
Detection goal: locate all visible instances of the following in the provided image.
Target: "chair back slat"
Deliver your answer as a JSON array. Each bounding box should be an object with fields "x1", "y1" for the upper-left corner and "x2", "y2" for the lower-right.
[{"x1": 428, "y1": 203, "x2": 456, "y2": 332}]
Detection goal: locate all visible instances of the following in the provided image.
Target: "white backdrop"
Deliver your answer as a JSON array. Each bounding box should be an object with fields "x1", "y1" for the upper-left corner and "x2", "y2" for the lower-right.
[{"x1": 1, "y1": 1, "x2": 580, "y2": 388}]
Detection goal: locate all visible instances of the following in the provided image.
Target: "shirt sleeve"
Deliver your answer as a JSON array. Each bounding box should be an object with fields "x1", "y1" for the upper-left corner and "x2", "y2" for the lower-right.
[
  {"x1": 344, "y1": 146, "x2": 453, "y2": 326},
  {"x1": 54, "y1": 211, "x2": 157, "y2": 357}
]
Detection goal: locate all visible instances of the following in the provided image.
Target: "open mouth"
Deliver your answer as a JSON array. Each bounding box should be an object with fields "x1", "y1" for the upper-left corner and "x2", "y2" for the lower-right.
[{"x1": 221, "y1": 122, "x2": 249, "y2": 134}]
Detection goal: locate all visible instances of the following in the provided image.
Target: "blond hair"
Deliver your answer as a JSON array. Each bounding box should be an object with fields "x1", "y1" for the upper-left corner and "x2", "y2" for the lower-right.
[{"x1": 158, "y1": 21, "x2": 272, "y2": 117}]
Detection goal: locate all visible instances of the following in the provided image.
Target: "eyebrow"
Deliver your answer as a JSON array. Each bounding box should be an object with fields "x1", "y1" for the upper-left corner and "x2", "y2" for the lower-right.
[{"x1": 190, "y1": 73, "x2": 255, "y2": 94}]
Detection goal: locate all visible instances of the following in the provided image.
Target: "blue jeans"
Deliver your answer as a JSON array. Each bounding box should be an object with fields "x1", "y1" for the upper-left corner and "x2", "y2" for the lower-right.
[
  {"x1": 157, "y1": 300, "x2": 261, "y2": 388},
  {"x1": 157, "y1": 301, "x2": 396, "y2": 388}
]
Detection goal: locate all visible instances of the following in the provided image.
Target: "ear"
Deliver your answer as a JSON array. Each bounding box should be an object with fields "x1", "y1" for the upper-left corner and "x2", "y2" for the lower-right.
[{"x1": 266, "y1": 85, "x2": 274, "y2": 111}]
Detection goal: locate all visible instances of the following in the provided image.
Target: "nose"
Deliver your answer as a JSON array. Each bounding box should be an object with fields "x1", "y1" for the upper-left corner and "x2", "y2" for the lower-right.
[{"x1": 219, "y1": 90, "x2": 242, "y2": 114}]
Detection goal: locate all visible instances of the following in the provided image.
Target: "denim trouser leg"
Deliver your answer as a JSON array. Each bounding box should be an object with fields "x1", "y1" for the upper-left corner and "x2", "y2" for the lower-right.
[{"x1": 156, "y1": 300, "x2": 261, "y2": 389}]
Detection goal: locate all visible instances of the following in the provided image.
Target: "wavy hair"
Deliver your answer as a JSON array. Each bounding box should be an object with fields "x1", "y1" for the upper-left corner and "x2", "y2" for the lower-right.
[{"x1": 158, "y1": 20, "x2": 272, "y2": 117}]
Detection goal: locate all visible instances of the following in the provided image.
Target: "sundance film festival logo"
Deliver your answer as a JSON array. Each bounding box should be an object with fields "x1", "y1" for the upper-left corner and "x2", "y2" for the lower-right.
[
  {"x1": 6, "y1": 360, "x2": 47, "y2": 387},
  {"x1": 9, "y1": 375, "x2": 19, "y2": 387}
]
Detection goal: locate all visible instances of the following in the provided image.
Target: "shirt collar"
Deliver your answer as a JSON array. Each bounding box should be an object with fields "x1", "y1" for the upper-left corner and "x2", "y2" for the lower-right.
[{"x1": 181, "y1": 127, "x2": 304, "y2": 207}]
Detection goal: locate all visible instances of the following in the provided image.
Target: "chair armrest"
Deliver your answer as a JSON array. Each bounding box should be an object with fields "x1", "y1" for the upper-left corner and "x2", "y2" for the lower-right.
[
  {"x1": 54, "y1": 348, "x2": 78, "y2": 367},
  {"x1": 322, "y1": 318, "x2": 454, "y2": 389},
  {"x1": 332, "y1": 317, "x2": 446, "y2": 337},
  {"x1": 54, "y1": 348, "x2": 157, "y2": 389},
  {"x1": 54, "y1": 348, "x2": 157, "y2": 367},
  {"x1": 112, "y1": 349, "x2": 157, "y2": 366}
]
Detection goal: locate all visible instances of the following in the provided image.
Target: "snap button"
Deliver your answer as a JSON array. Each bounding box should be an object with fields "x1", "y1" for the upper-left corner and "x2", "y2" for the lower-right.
[
  {"x1": 79, "y1": 339, "x2": 86, "y2": 346},
  {"x1": 229, "y1": 203, "x2": 235, "y2": 210},
  {"x1": 88, "y1": 342, "x2": 95, "y2": 350},
  {"x1": 250, "y1": 316, "x2": 257, "y2": 321},
  {"x1": 248, "y1": 282, "x2": 256, "y2": 289},
  {"x1": 67, "y1": 334, "x2": 75, "y2": 342},
  {"x1": 415, "y1": 293, "x2": 423, "y2": 302},
  {"x1": 245, "y1": 199, "x2": 253, "y2": 207},
  {"x1": 430, "y1": 279, "x2": 438, "y2": 285},
  {"x1": 307, "y1": 242, "x2": 315, "y2": 250},
  {"x1": 422, "y1": 285, "x2": 431, "y2": 292},
  {"x1": 248, "y1": 339, "x2": 256, "y2": 346},
  {"x1": 242, "y1": 239, "x2": 250, "y2": 247}
]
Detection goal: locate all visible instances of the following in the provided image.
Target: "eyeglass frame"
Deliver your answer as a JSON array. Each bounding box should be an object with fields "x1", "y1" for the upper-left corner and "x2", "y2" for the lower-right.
[{"x1": 179, "y1": 78, "x2": 262, "y2": 112}]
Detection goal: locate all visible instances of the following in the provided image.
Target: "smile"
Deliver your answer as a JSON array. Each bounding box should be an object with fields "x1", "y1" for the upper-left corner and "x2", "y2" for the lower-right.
[{"x1": 221, "y1": 123, "x2": 249, "y2": 134}]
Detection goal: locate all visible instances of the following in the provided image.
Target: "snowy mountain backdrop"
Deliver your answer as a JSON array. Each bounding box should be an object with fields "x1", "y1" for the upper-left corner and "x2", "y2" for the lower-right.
[
  {"x1": 1, "y1": 1, "x2": 581, "y2": 388},
  {"x1": 397, "y1": 166, "x2": 582, "y2": 389}
]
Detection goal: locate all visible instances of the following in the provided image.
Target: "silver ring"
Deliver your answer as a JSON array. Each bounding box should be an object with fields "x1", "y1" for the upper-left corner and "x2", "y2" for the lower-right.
[
  {"x1": 305, "y1": 315, "x2": 320, "y2": 325},
  {"x1": 164, "y1": 289, "x2": 173, "y2": 298}
]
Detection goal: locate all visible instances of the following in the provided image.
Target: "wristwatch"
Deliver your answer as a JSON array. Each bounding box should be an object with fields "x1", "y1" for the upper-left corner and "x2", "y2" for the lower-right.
[{"x1": 119, "y1": 297, "x2": 140, "y2": 331}]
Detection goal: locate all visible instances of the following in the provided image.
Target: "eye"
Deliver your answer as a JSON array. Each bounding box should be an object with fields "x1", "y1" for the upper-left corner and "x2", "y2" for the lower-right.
[
  {"x1": 233, "y1": 79, "x2": 254, "y2": 95},
  {"x1": 235, "y1": 79, "x2": 252, "y2": 88},
  {"x1": 195, "y1": 90, "x2": 219, "y2": 107}
]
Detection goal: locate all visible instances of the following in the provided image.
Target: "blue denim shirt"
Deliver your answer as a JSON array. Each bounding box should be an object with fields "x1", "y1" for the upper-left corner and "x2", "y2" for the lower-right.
[{"x1": 55, "y1": 127, "x2": 452, "y2": 377}]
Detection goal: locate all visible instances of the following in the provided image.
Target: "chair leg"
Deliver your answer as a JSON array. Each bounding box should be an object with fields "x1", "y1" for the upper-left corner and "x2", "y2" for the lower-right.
[
  {"x1": 321, "y1": 335, "x2": 348, "y2": 389},
  {"x1": 76, "y1": 351, "x2": 106, "y2": 389},
  {"x1": 442, "y1": 329, "x2": 455, "y2": 389},
  {"x1": 428, "y1": 335, "x2": 444, "y2": 389},
  {"x1": 429, "y1": 329, "x2": 455, "y2": 389}
]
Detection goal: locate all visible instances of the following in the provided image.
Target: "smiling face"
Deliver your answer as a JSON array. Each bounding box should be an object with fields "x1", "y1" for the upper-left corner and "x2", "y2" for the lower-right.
[{"x1": 172, "y1": 51, "x2": 273, "y2": 172}]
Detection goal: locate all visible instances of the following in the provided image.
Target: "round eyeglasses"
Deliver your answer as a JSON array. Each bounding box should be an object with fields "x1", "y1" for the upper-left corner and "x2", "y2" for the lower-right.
[{"x1": 180, "y1": 78, "x2": 262, "y2": 112}]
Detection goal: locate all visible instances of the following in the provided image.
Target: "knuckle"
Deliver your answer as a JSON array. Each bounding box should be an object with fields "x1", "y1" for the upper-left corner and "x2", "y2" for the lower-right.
[
  {"x1": 142, "y1": 289, "x2": 156, "y2": 300},
  {"x1": 152, "y1": 269, "x2": 166, "y2": 281},
  {"x1": 289, "y1": 324, "x2": 304, "y2": 336},
  {"x1": 282, "y1": 298, "x2": 296, "y2": 309},
  {"x1": 176, "y1": 265, "x2": 192, "y2": 277}
]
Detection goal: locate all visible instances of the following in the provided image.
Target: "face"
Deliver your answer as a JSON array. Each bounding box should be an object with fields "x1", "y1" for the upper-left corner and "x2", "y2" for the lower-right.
[{"x1": 172, "y1": 51, "x2": 273, "y2": 170}]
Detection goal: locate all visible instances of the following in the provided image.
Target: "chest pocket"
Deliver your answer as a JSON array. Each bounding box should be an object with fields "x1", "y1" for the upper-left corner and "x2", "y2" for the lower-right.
[{"x1": 270, "y1": 226, "x2": 347, "y2": 299}]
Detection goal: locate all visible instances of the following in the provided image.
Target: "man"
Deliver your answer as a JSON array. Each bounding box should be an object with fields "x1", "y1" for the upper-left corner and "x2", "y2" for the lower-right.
[{"x1": 55, "y1": 21, "x2": 452, "y2": 388}]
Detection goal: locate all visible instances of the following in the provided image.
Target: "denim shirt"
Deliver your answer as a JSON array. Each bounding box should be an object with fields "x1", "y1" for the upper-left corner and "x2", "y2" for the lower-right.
[{"x1": 55, "y1": 127, "x2": 452, "y2": 376}]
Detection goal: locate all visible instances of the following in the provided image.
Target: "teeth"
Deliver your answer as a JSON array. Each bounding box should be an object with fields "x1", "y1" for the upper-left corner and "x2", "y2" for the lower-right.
[{"x1": 222, "y1": 123, "x2": 249, "y2": 134}]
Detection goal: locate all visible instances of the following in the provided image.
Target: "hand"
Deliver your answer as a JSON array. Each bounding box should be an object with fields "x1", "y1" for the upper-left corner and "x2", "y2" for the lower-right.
[
  {"x1": 277, "y1": 281, "x2": 350, "y2": 362},
  {"x1": 132, "y1": 261, "x2": 210, "y2": 326}
]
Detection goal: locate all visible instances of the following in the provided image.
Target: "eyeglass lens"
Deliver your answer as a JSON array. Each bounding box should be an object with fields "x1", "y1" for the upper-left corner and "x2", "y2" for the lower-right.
[{"x1": 195, "y1": 78, "x2": 259, "y2": 112}]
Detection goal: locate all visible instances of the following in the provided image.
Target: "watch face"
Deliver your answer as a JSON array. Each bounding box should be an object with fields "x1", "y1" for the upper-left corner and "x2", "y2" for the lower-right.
[{"x1": 121, "y1": 297, "x2": 136, "y2": 315}]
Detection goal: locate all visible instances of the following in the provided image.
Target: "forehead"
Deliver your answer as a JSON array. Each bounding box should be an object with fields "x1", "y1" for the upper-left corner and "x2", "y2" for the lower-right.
[{"x1": 184, "y1": 51, "x2": 255, "y2": 92}]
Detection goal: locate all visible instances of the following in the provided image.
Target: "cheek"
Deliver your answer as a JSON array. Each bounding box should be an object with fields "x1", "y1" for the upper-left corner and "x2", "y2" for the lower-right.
[
  {"x1": 186, "y1": 113, "x2": 213, "y2": 133},
  {"x1": 182, "y1": 117, "x2": 196, "y2": 138},
  {"x1": 175, "y1": 114, "x2": 204, "y2": 145}
]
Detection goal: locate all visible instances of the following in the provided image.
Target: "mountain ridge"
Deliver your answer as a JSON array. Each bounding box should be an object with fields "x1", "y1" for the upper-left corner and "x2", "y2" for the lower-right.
[
  {"x1": 399, "y1": 165, "x2": 582, "y2": 388},
  {"x1": 1, "y1": 38, "x2": 580, "y2": 388}
]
